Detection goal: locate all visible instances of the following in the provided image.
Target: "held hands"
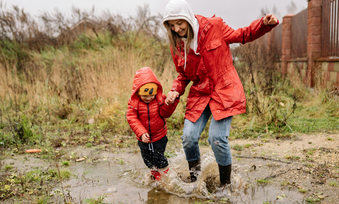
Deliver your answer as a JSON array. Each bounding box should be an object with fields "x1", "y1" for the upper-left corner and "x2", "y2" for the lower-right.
[
  {"x1": 165, "y1": 91, "x2": 179, "y2": 105},
  {"x1": 263, "y1": 13, "x2": 278, "y2": 26},
  {"x1": 141, "y1": 133, "x2": 150, "y2": 143}
]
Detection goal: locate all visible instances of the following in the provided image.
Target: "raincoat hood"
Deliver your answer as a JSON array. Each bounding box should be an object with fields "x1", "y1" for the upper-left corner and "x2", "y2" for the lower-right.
[
  {"x1": 162, "y1": 0, "x2": 200, "y2": 54},
  {"x1": 130, "y1": 67, "x2": 163, "y2": 105}
]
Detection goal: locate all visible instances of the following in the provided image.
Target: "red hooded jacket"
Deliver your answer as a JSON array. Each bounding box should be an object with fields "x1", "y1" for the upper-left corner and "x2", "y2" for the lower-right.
[
  {"x1": 126, "y1": 67, "x2": 179, "y2": 143},
  {"x1": 170, "y1": 15, "x2": 278, "y2": 122}
]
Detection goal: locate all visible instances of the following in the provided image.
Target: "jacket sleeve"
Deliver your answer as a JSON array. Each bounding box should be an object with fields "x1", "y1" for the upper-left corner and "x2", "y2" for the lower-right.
[
  {"x1": 170, "y1": 47, "x2": 191, "y2": 96},
  {"x1": 159, "y1": 94, "x2": 180, "y2": 118},
  {"x1": 222, "y1": 17, "x2": 279, "y2": 44},
  {"x1": 126, "y1": 101, "x2": 148, "y2": 140}
]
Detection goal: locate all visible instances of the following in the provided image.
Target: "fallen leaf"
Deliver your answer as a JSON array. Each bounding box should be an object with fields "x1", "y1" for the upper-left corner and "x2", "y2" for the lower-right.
[
  {"x1": 76, "y1": 158, "x2": 86, "y2": 162},
  {"x1": 25, "y1": 149, "x2": 42, "y2": 153}
]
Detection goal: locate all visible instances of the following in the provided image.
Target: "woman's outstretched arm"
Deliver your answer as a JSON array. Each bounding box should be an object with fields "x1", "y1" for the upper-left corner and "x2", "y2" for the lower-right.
[{"x1": 222, "y1": 13, "x2": 279, "y2": 44}]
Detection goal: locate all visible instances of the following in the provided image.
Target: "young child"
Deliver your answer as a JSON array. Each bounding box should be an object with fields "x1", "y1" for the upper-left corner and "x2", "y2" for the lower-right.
[{"x1": 126, "y1": 67, "x2": 179, "y2": 181}]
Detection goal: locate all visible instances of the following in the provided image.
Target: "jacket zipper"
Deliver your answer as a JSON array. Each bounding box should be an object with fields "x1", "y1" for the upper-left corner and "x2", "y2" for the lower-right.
[
  {"x1": 161, "y1": 117, "x2": 166, "y2": 130},
  {"x1": 147, "y1": 103, "x2": 152, "y2": 143}
]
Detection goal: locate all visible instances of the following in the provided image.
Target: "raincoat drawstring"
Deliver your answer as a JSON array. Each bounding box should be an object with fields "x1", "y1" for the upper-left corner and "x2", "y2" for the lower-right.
[
  {"x1": 184, "y1": 40, "x2": 187, "y2": 70},
  {"x1": 148, "y1": 142, "x2": 154, "y2": 152}
]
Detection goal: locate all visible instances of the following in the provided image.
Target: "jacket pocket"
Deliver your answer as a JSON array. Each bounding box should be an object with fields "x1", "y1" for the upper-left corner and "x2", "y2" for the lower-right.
[
  {"x1": 186, "y1": 92, "x2": 199, "y2": 110},
  {"x1": 206, "y1": 39, "x2": 221, "y2": 51},
  {"x1": 216, "y1": 83, "x2": 237, "y2": 109},
  {"x1": 216, "y1": 75, "x2": 243, "y2": 109}
]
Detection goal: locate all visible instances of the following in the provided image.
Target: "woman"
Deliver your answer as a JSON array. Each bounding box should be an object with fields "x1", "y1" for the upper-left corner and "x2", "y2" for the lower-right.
[{"x1": 162, "y1": 0, "x2": 278, "y2": 191}]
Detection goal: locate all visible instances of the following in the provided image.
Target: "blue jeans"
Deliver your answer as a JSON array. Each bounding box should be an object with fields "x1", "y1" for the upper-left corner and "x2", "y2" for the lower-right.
[{"x1": 182, "y1": 105, "x2": 233, "y2": 166}]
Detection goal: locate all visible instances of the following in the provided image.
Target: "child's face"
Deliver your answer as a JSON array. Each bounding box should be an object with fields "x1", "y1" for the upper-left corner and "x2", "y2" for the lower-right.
[{"x1": 140, "y1": 95, "x2": 156, "y2": 104}]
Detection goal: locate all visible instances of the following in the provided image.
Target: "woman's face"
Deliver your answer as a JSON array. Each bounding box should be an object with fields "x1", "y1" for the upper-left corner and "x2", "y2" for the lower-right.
[{"x1": 167, "y1": 20, "x2": 188, "y2": 37}]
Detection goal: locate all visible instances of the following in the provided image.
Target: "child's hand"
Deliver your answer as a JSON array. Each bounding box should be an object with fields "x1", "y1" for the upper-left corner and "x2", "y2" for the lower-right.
[
  {"x1": 141, "y1": 133, "x2": 150, "y2": 143},
  {"x1": 165, "y1": 91, "x2": 179, "y2": 105}
]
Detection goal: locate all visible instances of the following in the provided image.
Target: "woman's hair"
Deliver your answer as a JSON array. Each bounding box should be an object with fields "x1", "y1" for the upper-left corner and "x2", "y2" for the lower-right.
[{"x1": 164, "y1": 20, "x2": 194, "y2": 58}]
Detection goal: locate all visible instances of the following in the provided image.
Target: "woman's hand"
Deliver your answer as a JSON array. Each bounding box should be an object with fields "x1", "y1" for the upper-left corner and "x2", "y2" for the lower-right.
[
  {"x1": 263, "y1": 13, "x2": 278, "y2": 26},
  {"x1": 141, "y1": 133, "x2": 150, "y2": 143},
  {"x1": 165, "y1": 91, "x2": 179, "y2": 105}
]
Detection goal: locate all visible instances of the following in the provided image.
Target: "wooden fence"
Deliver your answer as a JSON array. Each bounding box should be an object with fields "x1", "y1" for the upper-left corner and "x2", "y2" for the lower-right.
[
  {"x1": 270, "y1": 1, "x2": 339, "y2": 59},
  {"x1": 266, "y1": 0, "x2": 339, "y2": 89},
  {"x1": 291, "y1": 9, "x2": 308, "y2": 58},
  {"x1": 322, "y1": 0, "x2": 339, "y2": 57},
  {"x1": 272, "y1": 24, "x2": 282, "y2": 59}
]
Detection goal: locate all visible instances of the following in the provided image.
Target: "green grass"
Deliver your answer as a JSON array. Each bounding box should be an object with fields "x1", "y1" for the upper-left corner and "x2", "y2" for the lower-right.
[
  {"x1": 229, "y1": 86, "x2": 339, "y2": 140},
  {"x1": 61, "y1": 161, "x2": 70, "y2": 167},
  {"x1": 306, "y1": 158, "x2": 315, "y2": 162},
  {"x1": 298, "y1": 188, "x2": 307, "y2": 193},
  {"x1": 83, "y1": 194, "x2": 107, "y2": 204},
  {"x1": 244, "y1": 143, "x2": 252, "y2": 148},
  {"x1": 289, "y1": 117, "x2": 339, "y2": 133},
  {"x1": 328, "y1": 182, "x2": 338, "y2": 187},
  {"x1": 306, "y1": 148, "x2": 316, "y2": 155},
  {"x1": 116, "y1": 159, "x2": 124, "y2": 165},
  {"x1": 4, "y1": 164, "x2": 13, "y2": 171},
  {"x1": 232, "y1": 144, "x2": 243, "y2": 151},
  {"x1": 285, "y1": 155, "x2": 300, "y2": 161},
  {"x1": 0, "y1": 168, "x2": 72, "y2": 200},
  {"x1": 305, "y1": 197, "x2": 320, "y2": 203},
  {"x1": 256, "y1": 179, "x2": 271, "y2": 184},
  {"x1": 261, "y1": 138, "x2": 269, "y2": 143}
]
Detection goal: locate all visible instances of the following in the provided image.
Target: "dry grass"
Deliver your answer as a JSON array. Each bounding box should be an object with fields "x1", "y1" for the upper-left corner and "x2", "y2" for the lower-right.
[
  {"x1": 0, "y1": 3, "x2": 338, "y2": 145},
  {"x1": 1, "y1": 36, "x2": 177, "y2": 119},
  {"x1": 0, "y1": 3, "x2": 186, "y2": 136}
]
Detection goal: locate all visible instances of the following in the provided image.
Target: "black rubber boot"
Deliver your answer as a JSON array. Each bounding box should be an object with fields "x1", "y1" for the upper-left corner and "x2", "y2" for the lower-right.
[
  {"x1": 215, "y1": 164, "x2": 232, "y2": 197},
  {"x1": 188, "y1": 159, "x2": 201, "y2": 182},
  {"x1": 218, "y1": 163, "x2": 232, "y2": 186}
]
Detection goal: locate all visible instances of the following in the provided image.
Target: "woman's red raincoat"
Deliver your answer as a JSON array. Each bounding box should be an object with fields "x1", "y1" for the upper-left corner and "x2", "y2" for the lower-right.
[{"x1": 170, "y1": 15, "x2": 278, "y2": 122}]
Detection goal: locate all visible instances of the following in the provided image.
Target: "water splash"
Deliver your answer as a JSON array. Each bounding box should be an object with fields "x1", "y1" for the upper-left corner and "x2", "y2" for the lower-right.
[{"x1": 140, "y1": 149, "x2": 248, "y2": 199}]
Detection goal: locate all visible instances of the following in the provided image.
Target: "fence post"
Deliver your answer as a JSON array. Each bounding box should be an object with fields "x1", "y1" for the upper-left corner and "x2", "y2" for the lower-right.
[
  {"x1": 307, "y1": 0, "x2": 322, "y2": 87},
  {"x1": 282, "y1": 14, "x2": 294, "y2": 77}
]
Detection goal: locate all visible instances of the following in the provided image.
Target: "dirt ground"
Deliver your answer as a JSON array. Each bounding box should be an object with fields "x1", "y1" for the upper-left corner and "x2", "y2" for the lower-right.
[
  {"x1": 230, "y1": 133, "x2": 339, "y2": 203},
  {"x1": 1, "y1": 133, "x2": 339, "y2": 204}
]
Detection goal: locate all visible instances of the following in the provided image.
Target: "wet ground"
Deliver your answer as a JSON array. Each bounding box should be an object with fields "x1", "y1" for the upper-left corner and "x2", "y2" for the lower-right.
[{"x1": 2, "y1": 133, "x2": 339, "y2": 203}]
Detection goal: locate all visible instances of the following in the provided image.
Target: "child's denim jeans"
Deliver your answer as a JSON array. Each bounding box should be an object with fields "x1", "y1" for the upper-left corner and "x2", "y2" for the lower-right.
[{"x1": 182, "y1": 105, "x2": 233, "y2": 166}]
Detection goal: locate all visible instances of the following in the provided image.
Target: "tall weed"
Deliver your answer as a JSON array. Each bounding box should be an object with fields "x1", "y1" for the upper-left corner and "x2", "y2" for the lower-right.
[
  {"x1": 233, "y1": 39, "x2": 339, "y2": 136},
  {"x1": 234, "y1": 41, "x2": 299, "y2": 134}
]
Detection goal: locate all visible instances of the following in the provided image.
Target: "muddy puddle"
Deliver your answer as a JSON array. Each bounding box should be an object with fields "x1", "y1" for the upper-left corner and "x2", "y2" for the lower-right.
[
  {"x1": 5, "y1": 133, "x2": 339, "y2": 203},
  {"x1": 3, "y1": 145, "x2": 308, "y2": 203}
]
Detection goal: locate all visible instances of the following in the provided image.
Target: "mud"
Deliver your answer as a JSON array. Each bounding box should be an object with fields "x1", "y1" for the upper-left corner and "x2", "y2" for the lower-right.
[{"x1": 2, "y1": 133, "x2": 339, "y2": 203}]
